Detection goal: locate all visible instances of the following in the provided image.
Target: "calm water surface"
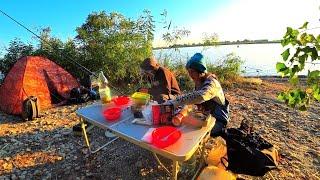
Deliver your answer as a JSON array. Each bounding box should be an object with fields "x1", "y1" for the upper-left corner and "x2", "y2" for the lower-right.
[{"x1": 154, "y1": 44, "x2": 320, "y2": 76}]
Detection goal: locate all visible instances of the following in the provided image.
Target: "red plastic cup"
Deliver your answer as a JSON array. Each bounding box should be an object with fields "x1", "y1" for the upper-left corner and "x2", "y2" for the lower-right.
[{"x1": 152, "y1": 105, "x2": 161, "y2": 125}]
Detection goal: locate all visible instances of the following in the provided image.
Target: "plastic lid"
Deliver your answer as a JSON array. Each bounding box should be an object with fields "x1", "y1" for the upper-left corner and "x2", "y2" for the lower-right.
[{"x1": 131, "y1": 92, "x2": 151, "y2": 100}]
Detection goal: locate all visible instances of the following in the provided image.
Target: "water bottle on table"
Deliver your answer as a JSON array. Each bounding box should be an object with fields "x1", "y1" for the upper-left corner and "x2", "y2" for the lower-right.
[{"x1": 98, "y1": 71, "x2": 111, "y2": 104}]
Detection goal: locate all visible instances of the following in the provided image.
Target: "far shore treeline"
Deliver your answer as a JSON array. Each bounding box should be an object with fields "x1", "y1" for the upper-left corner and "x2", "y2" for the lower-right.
[{"x1": 153, "y1": 39, "x2": 281, "y2": 50}]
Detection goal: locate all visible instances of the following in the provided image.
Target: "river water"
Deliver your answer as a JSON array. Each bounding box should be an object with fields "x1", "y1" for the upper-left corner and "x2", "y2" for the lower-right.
[{"x1": 154, "y1": 43, "x2": 320, "y2": 76}]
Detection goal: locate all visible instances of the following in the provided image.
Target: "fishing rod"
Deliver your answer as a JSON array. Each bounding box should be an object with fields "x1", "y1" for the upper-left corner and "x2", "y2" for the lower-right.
[{"x1": 0, "y1": 9, "x2": 125, "y2": 95}]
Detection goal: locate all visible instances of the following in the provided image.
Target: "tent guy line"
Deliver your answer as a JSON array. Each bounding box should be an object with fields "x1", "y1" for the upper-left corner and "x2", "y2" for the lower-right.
[
  {"x1": 0, "y1": 9, "x2": 125, "y2": 95},
  {"x1": 0, "y1": 9, "x2": 93, "y2": 76}
]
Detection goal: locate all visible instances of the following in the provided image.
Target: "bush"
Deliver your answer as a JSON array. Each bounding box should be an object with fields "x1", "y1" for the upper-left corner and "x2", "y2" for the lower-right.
[
  {"x1": 157, "y1": 50, "x2": 194, "y2": 91},
  {"x1": 76, "y1": 11, "x2": 154, "y2": 86},
  {"x1": 207, "y1": 53, "x2": 244, "y2": 83},
  {"x1": 156, "y1": 52, "x2": 245, "y2": 91},
  {"x1": 170, "y1": 60, "x2": 194, "y2": 92},
  {"x1": 0, "y1": 39, "x2": 34, "y2": 77}
]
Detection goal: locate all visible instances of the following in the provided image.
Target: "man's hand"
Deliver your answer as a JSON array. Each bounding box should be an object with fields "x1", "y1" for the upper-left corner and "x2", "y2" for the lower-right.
[{"x1": 162, "y1": 100, "x2": 173, "y2": 106}]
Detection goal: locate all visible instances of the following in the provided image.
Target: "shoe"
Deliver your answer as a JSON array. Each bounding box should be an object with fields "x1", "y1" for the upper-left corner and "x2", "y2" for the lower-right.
[
  {"x1": 104, "y1": 129, "x2": 117, "y2": 138},
  {"x1": 73, "y1": 122, "x2": 93, "y2": 136}
]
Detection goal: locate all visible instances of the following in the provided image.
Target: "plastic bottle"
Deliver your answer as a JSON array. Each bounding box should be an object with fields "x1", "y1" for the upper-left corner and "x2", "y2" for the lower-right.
[
  {"x1": 98, "y1": 71, "x2": 111, "y2": 104},
  {"x1": 172, "y1": 105, "x2": 191, "y2": 126}
]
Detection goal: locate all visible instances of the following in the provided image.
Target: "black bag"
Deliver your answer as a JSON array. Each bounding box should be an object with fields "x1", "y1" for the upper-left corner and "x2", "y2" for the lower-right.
[
  {"x1": 221, "y1": 124, "x2": 279, "y2": 176},
  {"x1": 21, "y1": 96, "x2": 40, "y2": 120},
  {"x1": 70, "y1": 88, "x2": 81, "y2": 99},
  {"x1": 69, "y1": 87, "x2": 85, "y2": 104}
]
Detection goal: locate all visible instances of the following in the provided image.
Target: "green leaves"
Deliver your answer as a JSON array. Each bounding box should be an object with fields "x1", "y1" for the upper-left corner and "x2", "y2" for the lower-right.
[
  {"x1": 0, "y1": 39, "x2": 34, "y2": 76},
  {"x1": 281, "y1": 48, "x2": 290, "y2": 61},
  {"x1": 278, "y1": 89, "x2": 309, "y2": 110},
  {"x1": 309, "y1": 47, "x2": 318, "y2": 61},
  {"x1": 309, "y1": 70, "x2": 320, "y2": 79},
  {"x1": 299, "y1": 22, "x2": 309, "y2": 29},
  {"x1": 277, "y1": 22, "x2": 320, "y2": 110},
  {"x1": 300, "y1": 33, "x2": 315, "y2": 45},
  {"x1": 75, "y1": 11, "x2": 155, "y2": 84},
  {"x1": 276, "y1": 62, "x2": 287, "y2": 72},
  {"x1": 206, "y1": 53, "x2": 244, "y2": 81},
  {"x1": 282, "y1": 27, "x2": 300, "y2": 47},
  {"x1": 289, "y1": 75, "x2": 299, "y2": 85},
  {"x1": 276, "y1": 62, "x2": 290, "y2": 76}
]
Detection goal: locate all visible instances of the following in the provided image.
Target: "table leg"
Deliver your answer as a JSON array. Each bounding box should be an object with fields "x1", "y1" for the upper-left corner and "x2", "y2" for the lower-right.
[
  {"x1": 152, "y1": 153, "x2": 171, "y2": 175},
  {"x1": 81, "y1": 118, "x2": 91, "y2": 152},
  {"x1": 192, "y1": 132, "x2": 210, "y2": 180},
  {"x1": 172, "y1": 160, "x2": 179, "y2": 180},
  {"x1": 90, "y1": 137, "x2": 119, "y2": 154},
  {"x1": 80, "y1": 118, "x2": 119, "y2": 154}
]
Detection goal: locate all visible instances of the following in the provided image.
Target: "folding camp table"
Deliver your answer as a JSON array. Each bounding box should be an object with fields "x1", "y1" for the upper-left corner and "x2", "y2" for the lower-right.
[{"x1": 76, "y1": 103, "x2": 215, "y2": 180}]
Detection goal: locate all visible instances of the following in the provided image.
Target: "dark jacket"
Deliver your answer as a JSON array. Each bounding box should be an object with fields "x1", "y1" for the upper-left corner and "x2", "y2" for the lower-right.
[
  {"x1": 140, "y1": 57, "x2": 181, "y2": 103},
  {"x1": 149, "y1": 67, "x2": 181, "y2": 103}
]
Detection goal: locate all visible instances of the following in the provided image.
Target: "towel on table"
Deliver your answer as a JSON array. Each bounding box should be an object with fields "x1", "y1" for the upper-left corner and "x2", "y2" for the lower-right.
[{"x1": 141, "y1": 128, "x2": 155, "y2": 143}]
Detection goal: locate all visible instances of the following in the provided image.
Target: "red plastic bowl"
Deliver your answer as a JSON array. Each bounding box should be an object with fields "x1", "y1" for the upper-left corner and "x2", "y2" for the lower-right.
[
  {"x1": 112, "y1": 96, "x2": 130, "y2": 106},
  {"x1": 103, "y1": 107, "x2": 121, "y2": 121},
  {"x1": 152, "y1": 126, "x2": 181, "y2": 148}
]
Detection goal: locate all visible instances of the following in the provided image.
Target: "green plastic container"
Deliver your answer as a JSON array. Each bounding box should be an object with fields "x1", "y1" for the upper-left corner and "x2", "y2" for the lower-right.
[{"x1": 131, "y1": 92, "x2": 151, "y2": 105}]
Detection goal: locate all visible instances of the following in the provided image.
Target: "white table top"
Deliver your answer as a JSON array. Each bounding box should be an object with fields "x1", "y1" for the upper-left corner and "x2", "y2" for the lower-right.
[{"x1": 76, "y1": 103, "x2": 215, "y2": 161}]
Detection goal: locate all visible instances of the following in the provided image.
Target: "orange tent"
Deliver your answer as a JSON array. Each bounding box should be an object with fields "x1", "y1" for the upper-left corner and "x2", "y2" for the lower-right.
[{"x1": 0, "y1": 56, "x2": 80, "y2": 115}]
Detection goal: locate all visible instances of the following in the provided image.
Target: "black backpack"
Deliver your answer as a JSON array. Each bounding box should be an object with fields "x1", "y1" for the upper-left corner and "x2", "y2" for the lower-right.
[
  {"x1": 68, "y1": 87, "x2": 85, "y2": 104},
  {"x1": 21, "y1": 96, "x2": 40, "y2": 120},
  {"x1": 221, "y1": 122, "x2": 279, "y2": 176}
]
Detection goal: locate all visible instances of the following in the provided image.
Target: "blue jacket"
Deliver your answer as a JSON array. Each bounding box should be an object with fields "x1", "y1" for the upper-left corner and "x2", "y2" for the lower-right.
[{"x1": 169, "y1": 74, "x2": 229, "y2": 124}]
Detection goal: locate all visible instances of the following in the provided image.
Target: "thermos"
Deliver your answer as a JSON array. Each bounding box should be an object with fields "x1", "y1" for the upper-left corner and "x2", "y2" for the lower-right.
[
  {"x1": 172, "y1": 106, "x2": 190, "y2": 126},
  {"x1": 173, "y1": 106, "x2": 207, "y2": 128}
]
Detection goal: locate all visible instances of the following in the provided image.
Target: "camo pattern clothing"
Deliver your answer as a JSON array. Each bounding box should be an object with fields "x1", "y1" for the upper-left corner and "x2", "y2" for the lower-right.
[{"x1": 169, "y1": 74, "x2": 229, "y2": 128}]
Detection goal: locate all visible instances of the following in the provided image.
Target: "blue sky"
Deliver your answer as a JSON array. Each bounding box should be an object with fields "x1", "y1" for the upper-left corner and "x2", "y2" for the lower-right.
[{"x1": 0, "y1": 0, "x2": 319, "y2": 50}]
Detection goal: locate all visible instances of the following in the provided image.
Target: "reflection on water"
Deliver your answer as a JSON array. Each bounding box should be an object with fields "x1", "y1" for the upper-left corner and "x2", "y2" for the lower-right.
[{"x1": 154, "y1": 44, "x2": 320, "y2": 76}]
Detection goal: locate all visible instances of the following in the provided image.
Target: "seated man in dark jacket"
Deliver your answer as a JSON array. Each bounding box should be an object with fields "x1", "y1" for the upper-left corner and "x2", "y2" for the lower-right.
[{"x1": 140, "y1": 57, "x2": 181, "y2": 103}]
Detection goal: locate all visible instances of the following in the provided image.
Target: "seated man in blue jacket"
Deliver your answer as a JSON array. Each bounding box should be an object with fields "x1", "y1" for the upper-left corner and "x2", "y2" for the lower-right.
[{"x1": 165, "y1": 53, "x2": 230, "y2": 137}]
